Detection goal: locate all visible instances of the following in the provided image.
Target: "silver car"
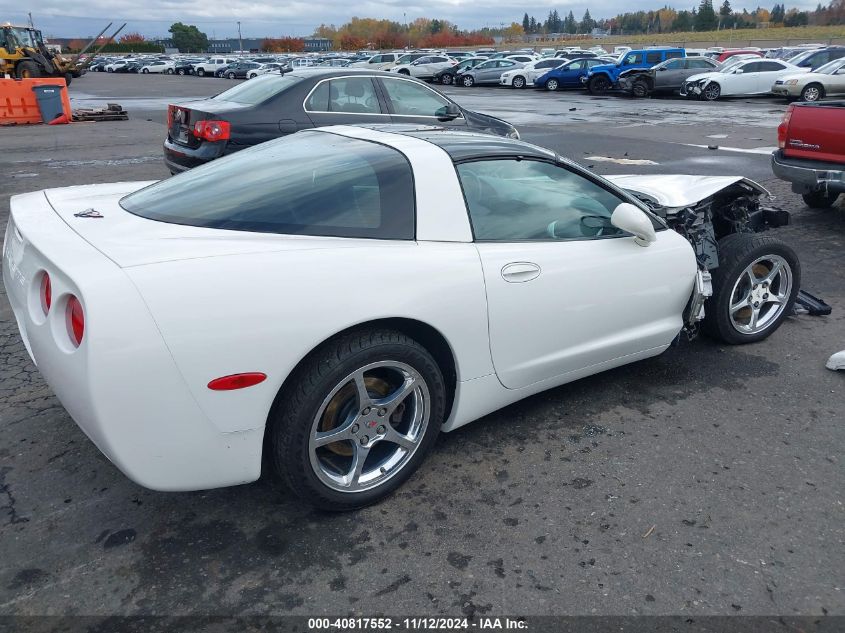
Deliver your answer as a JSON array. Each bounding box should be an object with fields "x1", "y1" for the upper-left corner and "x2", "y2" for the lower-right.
[{"x1": 458, "y1": 59, "x2": 525, "y2": 87}]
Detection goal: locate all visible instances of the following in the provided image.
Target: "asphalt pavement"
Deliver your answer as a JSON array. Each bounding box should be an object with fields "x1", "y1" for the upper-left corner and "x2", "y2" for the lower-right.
[{"x1": 0, "y1": 72, "x2": 843, "y2": 619}]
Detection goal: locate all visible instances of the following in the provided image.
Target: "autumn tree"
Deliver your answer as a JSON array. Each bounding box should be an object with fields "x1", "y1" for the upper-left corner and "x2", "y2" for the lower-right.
[{"x1": 120, "y1": 32, "x2": 145, "y2": 43}]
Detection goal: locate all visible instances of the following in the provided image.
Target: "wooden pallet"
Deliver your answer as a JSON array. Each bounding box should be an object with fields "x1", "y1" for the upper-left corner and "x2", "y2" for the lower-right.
[{"x1": 72, "y1": 102, "x2": 128, "y2": 122}]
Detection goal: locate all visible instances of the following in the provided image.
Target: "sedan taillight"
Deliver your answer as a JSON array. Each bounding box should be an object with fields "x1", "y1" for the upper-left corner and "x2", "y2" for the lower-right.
[
  {"x1": 193, "y1": 120, "x2": 231, "y2": 142},
  {"x1": 67, "y1": 295, "x2": 84, "y2": 347}
]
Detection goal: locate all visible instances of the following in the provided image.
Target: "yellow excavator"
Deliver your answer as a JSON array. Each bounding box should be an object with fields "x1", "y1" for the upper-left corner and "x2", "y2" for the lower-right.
[{"x1": 1, "y1": 23, "x2": 79, "y2": 83}]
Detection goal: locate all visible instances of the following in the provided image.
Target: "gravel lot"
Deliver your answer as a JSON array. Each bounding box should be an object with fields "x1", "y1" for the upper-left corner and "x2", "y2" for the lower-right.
[{"x1": 1, "y1": 73, "x2": 843, "y2": 619}]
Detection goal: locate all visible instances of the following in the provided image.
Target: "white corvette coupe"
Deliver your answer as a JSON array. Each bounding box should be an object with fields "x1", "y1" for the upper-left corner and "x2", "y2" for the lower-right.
[
  {"x1": 681, "y1": 58, "x2": 806, "y2": 100},
  {"x1": 2, "y1": 126, "x2": 800, "y2": 509}
]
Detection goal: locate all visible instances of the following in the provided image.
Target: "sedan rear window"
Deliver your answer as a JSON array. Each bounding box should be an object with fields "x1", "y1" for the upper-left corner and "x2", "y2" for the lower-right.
[
  {"x1": 210, "y1": 74, "x2": 304, "y2": 105},
  {"x1": 122, "y1": 132, "x2": 415, "y2": 239}
]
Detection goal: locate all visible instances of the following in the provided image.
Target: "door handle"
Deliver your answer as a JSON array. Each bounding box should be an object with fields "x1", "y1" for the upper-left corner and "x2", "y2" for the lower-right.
[{"x1": 501, "y1": 262, "x2": 541, "y2": 283}]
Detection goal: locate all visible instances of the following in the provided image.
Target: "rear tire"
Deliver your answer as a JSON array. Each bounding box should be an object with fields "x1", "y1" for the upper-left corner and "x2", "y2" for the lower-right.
[
  {"x1": 16, "y1": 61, "x2": 41, "y2": 78},
  {"x1": 178, "y1": 68, "x2": 186, "y2": 75},
  {"x1": 142, "y1": 68, "x2": 149, "y2": 73},
  {"x1": 268, "y1": 329, "x2": 445, "y2": 510},
  {"x1": 802, "y1": 190, "x2": 840, "y2": 208},
  {"x1": 398, "y1": 69, "x2": 410, "y2": 75},
  {"x1": 166, "y1": 68, "x2": 174, "y2": 75},
  {"x1": 227, "y1": 72, "x2": 236, "y2": 79},
  {"x1": 440, "y1": 74, "x2": 453, "y2": 85},
  {"x1": 197, "y1": 68, "x2": 205, "y2": 77},
  {"x1": 703, "y1": 234, "x2": 800, "y2": 345}
]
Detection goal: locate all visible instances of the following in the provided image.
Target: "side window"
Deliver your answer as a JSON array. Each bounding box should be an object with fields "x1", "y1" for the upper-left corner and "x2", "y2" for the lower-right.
[
  {"x1": 381, "y1": 79, "x2": 451, "y2": 117},
  {"x1": 757, "y1": 62, "x2": 783, "y2": 72},
  {"x1": 623, "y1": 53, "x2": 643, "y2": 65},
  {"x1": 663, "y1": 59, "x2": 684, "y2": 70},
  {"x1": 666, "y1": 51, "x2": 684, "y2": 59},
  {"x1": 456, "y1": 160, "x2": 627, "y2": 242},
  {"x1": 689, "y1": 59, "x2": 714, "y2": 69},
  {"x1": 831, "y1": 49, "x2": 845, "y2": 61},
  {"x1": 369, "y1": 55, "x2": 382, "y2": 64},
  {"x1": 501, "y1": 60, "x2": 516, "y2": 68},
  {"x1": 304, "y1": 81, "x2": 330, "y2": 111},
  {"x1": 568, "y1": 60, "x2": 585, "y2": 71},
  {"x1": 741, "y1": 62, "x2": 761, "y2": 72},
  {"x1": 327, "y1": 78, "x2": 381, "y2": 114},
  {"x1": 646, "y1": 52, "x2": 662, "y2": 64}
]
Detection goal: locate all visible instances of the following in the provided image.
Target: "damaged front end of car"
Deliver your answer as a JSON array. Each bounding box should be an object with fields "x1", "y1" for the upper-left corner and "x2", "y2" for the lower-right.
[{"x1": 606, "y1": 175, "x2": 799, "y2": 337}]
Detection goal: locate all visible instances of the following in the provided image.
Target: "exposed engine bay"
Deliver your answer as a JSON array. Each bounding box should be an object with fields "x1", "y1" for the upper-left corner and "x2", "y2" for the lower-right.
[{"x1": 604, "y1": 174, "x2": 827, "y2": 336}]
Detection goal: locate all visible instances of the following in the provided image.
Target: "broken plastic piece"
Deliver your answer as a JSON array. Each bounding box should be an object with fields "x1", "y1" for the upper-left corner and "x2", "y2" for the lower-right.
[
  {"x1": 794, "y1": 290, "x2": 832, "y2": 317},
  {"x1": 826, "y1": 351, "x2": 845, "y2": 371}
]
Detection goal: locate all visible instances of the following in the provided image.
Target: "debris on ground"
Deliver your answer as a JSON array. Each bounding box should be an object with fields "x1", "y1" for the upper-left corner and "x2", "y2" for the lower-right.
[
  {"x1": 72, "y1": 103, "x2": 128, "y2": 122},
  {"x1": 826, "y1": 351, "x2": 845, "y2": 371}
]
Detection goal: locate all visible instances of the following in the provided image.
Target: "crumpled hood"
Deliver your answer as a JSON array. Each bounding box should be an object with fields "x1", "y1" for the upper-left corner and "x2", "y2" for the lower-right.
[{"x1": 604, "y1": 174, "x2": 770, "y2": 209}]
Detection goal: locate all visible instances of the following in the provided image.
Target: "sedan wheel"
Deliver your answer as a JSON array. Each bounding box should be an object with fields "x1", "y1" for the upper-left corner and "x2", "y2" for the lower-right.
[
  {"x1": 512, "y1": 75, "x2": 526, "y2": 89},
  {"x1": 800, "y1": 83, "x2": 823, "y2": 102},
  {"x1": 177, "y1": 69, "x2": 186, "y2": 75},
  {"x1": 142, "y1": 68, "x2": 149, "y2": 73},
  {"x1": 227, "y1": 72, "x2": 236, "y2": 79},
  {"x1": 462, "y1": 75, "x2": 475, "y2": 87},
  {"x1": 440, "y1": 74, "x2": 452, "y2": 85},
  {"x1": 270, "y1": 329, "x2": 445, "y2": 510},
  {"x1": 197, "y1": 69, "x2": 205, "y2": 76},
  {"x1": 701, "y1": 82, "x2": 721, "y2": 101},
  {"x1": 703, "y1": 234, "x2": 799, "y2": 344},
  {"x1": 588, "y1": 75, "x2": 610, "y2": 94},
  {"x1": 545, "y1": 78, "x2": 560, "y2": 91},
  {"x1": 166, "y1": 68, "x2": 174, "y2": 75}
]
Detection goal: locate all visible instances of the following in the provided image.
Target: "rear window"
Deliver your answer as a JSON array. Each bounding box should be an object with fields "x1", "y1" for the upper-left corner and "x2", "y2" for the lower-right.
[
  {"x1": 121, "y1": 132, "x2": 415, "y2": 239},
  {"x1": 210, "y1": 74, "x2": 305, "y2": 105}
]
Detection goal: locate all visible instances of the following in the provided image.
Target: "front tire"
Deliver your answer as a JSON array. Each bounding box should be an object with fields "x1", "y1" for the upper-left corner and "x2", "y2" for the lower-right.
[
  {"x1": 512, "y1": 75, "x2": 526, "y2": 89},
  {"x1": 545, "y1": 78, "x2": 560, "y2": 91},
  {"x1": 197, "y1": 68, "x2": 205, "y2": 77},
  {"x1": 802, "y1": 190, "x2": 840, "y2": 208},
  {"x1": 703, "y1": 234, "x2": 800, "y2": 344},
  {"x1": 588, "y1": 74, "x2": 610, "y2": 94},
  {"x1": 142, "y1": 68, "x2": 149, "y2": 73},
  {"x1": 701, "y1": 82, "x2": 721, "y2": 101},
  {"x1": 398, "y1": 69, "x2": 410, "y2": 75},
  {"x1": 462, "y1": 75, "x2": 475, "y2": 87},
  {"x1": 800, "y1": 83, "x2": 824, "y2": 102},
  {"x1": 440, "y1": 74, "x2": 453, "y2": 85},
  {"x1": 631, "y1": 79, "x2": 649, "y2": 98},
  {"x1": 227, "y1": 72, "x2": 236, "y2": 79},
  {"x1": 178, "y1": 68, "x2": 186, "y2": 75},
  {"x1": 269, "y1": 329, "x2": 446, "y2": 510}
]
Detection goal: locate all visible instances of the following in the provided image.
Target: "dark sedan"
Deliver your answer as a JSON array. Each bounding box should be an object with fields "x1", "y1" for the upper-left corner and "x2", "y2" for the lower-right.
[
  {"x1": 433, "y1": 57, "x2": 487, "y2": 85},
  {"x1": 164, "y1": 69, "x2": 520, "y2": 173}
]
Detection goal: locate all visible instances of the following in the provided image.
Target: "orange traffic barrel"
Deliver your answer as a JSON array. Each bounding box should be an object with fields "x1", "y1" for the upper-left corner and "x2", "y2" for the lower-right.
[{"x1": 0, "y1": 78, "x2": 72, "y2": 125}]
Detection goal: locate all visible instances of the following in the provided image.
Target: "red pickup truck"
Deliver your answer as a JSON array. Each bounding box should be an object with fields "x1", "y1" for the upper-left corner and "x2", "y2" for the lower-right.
[{"x1": 772, "y1": 101, "x2": 845, "y2": 208}]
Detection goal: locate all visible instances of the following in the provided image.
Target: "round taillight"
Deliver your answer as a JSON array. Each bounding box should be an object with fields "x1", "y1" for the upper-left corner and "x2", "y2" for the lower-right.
[
  {"x1": 40, "y1": 273, "x2": 52, "y2": 315},
  {"x1": 67, "y1": 295, "x2": 84, "y2": 347}
]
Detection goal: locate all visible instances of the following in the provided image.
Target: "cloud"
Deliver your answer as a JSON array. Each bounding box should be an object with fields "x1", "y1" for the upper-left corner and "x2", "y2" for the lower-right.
[{"x1": 17, "y1": 0, "x2": 826, "y2": 38}]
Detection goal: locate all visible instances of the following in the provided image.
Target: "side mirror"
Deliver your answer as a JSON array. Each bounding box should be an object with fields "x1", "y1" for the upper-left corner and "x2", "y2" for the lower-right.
[
  {"x1": 735, "y1": 68, "x2": 744, "y2": 74},
  {"x1": 436, "y1": 103, "x2": 461, "y2": 121},
  {"x1": 658, "y1": 66, "x2": 667, "y2": 71},
  {"x1": 611, "y1": 203, "x2": 656, "y2": 247}
]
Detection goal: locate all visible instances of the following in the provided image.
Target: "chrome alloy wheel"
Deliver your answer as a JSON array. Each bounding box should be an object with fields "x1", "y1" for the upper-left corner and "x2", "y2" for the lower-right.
[
  {"x1": 308, "y1": 361, "x2": 430, "y2": 493},
  {"x1": 729, "y1": 255, "x2": 793, "y2": 335},
  {"x1": 802, "y1": 85, "x2": 821, "y2": 101}
]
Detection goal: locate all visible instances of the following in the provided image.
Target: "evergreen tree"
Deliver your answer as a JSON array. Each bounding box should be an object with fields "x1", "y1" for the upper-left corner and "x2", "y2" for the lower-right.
[
  {"x1": 523, "y1": 12, "x2": 530, "y2": 33},
  {"x1": 695, "y1": 0, "x2": 718, "y2": 30},
  {"x1": 581, "y1": 9, "x2": 595, "y2": 32},
  {"x1": 719, "y1": 0, "x2": 733, "y2": 26}
]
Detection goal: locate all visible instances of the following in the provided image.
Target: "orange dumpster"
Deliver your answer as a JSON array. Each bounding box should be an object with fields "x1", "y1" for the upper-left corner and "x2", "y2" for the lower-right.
[{"x1": 0, "y1": 78, "x2": 72, "y2": 125}]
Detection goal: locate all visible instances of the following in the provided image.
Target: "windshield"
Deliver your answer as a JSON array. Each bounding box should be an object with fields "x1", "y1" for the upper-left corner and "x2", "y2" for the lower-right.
[
  {"x1": 121, "y1": 132, "x2": 415, "y2": 239},
  {"x1": 786, "y1": 49, "x2": 817, "y2": 65},
  {"x1": 815, "y1": 58, "x2": 845, "y2": 74},
  {"x1": 211, "y1": 74, "x2": 304, "y2": 105}
]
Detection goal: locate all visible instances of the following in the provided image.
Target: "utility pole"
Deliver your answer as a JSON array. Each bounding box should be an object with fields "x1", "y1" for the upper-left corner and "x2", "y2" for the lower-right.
[
  {"x1": 404, "y1": 13, "x2": 409, "y2": 50},
  {"x1": 237, "y1": 21, "x2": 243, "y2": 55},
  {"x1": 28, "y1": 12, "x2": 34, "y2": 27}
]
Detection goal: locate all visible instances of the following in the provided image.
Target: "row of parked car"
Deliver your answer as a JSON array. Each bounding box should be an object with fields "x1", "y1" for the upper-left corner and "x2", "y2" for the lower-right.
[{"x1": 428, "y1": 45, "x2": 845, "y2": 102}]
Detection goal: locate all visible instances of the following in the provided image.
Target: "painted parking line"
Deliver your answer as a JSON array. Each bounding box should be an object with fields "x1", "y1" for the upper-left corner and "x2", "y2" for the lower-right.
[{"x1": 682, "y1": 144, "x2": 778, "y2": 155}]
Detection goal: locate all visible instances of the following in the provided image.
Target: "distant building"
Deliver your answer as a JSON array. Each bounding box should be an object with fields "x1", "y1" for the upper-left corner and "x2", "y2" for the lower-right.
[
  {"x1": 304, "y1": 38, "x2": 332, "y2": 52},
  {"x1": 591, "y1": 28, "x2": 609, "y2": 38},
  {"x1": 207, "y1": 38, "x2": 264, "y2": 53}
]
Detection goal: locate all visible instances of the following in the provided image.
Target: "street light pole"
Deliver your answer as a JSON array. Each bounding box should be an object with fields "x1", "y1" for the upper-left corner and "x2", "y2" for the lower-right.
[
  {"x1": 237, "y1": 21, "x2": 243, "y2": 55},
  {"x1": 404, "y1": 13, "x2": 409, "y2": 50}
]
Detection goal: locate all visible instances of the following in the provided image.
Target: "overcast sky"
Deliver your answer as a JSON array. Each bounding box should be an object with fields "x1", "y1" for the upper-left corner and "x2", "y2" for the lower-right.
[{"x1": 17, "y1": 0, "x2": 824, "y2": 39}]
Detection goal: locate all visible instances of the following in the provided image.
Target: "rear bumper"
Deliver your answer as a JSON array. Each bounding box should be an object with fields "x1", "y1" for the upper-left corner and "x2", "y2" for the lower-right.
[
  {"x1": 771, "y1": 149, "x2": 845, "y2": 194},
  {"x1": 163, "y1": 137, "x2": 227, "y2": 173},
  {"x1": 2, "y1": 193, "x2": 263, "y2": 491}
]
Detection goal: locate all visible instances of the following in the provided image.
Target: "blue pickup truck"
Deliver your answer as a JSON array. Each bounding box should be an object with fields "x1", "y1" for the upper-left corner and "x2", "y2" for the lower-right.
[{"x1": 586, "y1": 48, "x2": 686, "y2": 94}]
